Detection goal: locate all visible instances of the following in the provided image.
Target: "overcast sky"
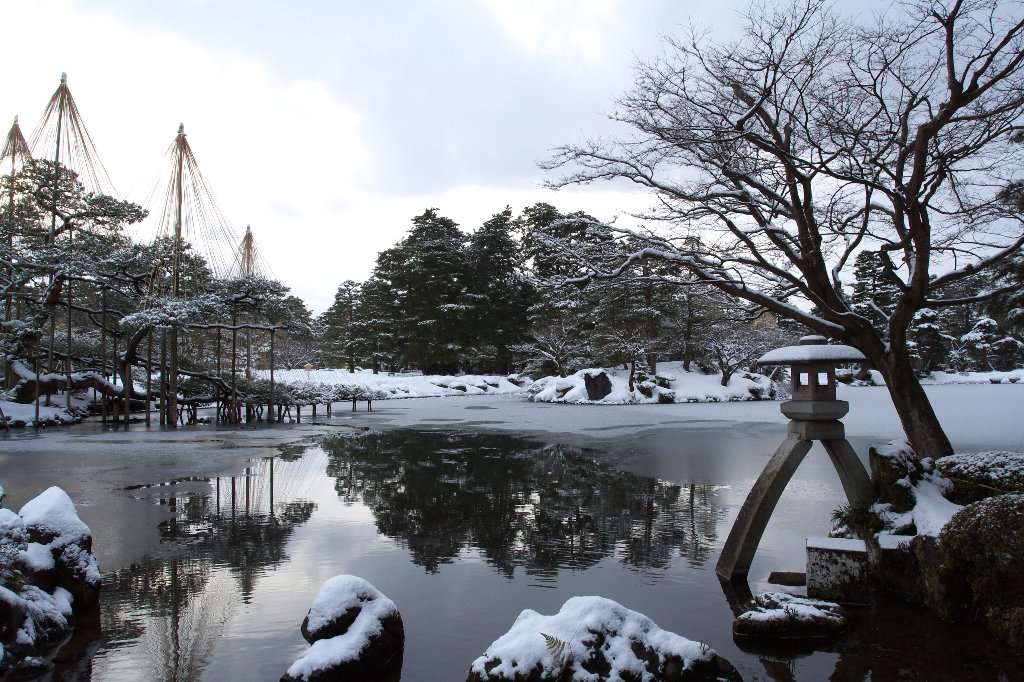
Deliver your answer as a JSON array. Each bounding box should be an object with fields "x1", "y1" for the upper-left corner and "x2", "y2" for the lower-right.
[{"x1": 2, "y1": 0, "x2": 750, "y2": 313}]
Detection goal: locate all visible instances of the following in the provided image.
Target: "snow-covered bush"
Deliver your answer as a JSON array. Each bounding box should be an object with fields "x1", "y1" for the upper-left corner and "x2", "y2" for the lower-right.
[
  {"x1": 940, "y1": 494, "x2": 1024, "y2": 650},
  {"x1": 935, "y1": 452, "x2": 1024, "y2": 503}
]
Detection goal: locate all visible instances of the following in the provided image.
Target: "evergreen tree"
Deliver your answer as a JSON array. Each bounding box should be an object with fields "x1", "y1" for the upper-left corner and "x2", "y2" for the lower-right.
[
  {"x1": 849, "y1": 250, "x2": 900, "y2": 337},
  {"x1": 374, "y1": 208, "x2": 468, "y2": 374},
  {"x1": 319, "y1": 280, "x2": 361, "y2": 370},
  {"x1": 462, "y1": 207, "x2": 530, "y2": 373}
]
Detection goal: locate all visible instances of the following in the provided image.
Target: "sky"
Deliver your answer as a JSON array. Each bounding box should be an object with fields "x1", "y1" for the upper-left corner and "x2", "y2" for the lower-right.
[{"x1": 1, "y1": 0, "x2": 749, "y2": 313}]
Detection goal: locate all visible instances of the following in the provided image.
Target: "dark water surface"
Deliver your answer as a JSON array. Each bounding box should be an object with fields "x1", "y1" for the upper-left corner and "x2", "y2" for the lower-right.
[{"x1": 4, "y1": 425, "x2": 1020, "y2": 681}]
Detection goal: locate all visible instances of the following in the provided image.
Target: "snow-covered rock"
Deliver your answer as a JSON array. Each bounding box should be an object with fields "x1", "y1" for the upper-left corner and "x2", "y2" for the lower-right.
[
  {"x1": 283, "y1": 575, "x2": 404, "y2": 682},
  {"x1": 733, "y1": 592, "x2": 847, "y2": 639},
  {"x1": 1, "y1": 487, "x2": 100, "y2": 677},
  {"x1": 467, "y1": 596, "x2": 739, "y2": 681}
]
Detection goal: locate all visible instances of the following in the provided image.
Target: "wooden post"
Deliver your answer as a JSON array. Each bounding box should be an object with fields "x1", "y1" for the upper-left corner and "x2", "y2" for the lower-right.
[
  {"x1": 100, "y1": 287, "x2": 107, "y2": 423},
  {"x1": 268, "y1": 328, "x2": 275, "y2": 424},
  {"x1": 231, "y1": 317, "x2": 238, "y2": 423},
  {"x1": 146, "y1": 331, "x2": 153, "y2": 426},
  {"x1": 160, "y1": 329, "x2": 167, "y2": 425}
]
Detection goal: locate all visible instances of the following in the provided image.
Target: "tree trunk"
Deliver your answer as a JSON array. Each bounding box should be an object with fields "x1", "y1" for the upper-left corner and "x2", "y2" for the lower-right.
[{"x1": 872, "y1": 346, "x2": 954, "y2": 458}]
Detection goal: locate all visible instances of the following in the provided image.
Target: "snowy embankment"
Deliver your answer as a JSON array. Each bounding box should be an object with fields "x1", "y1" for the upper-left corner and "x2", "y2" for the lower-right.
[
  {"x1": 528, "y1": 362, "x2": 777, "y2": 404},
  {"x1": 254, "y1": 369, "x2": 526, "y2": 399},
  {"x1": 856, "y1": 368, "x2": 1024, "y2": 385},
  {"x1": 0, "y1": 396, "x2": 83, "y2": 428}
]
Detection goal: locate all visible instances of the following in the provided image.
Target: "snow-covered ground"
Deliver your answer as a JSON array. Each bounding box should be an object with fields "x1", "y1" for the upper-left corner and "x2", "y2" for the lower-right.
[
  {"x1": 527, "y1": 362, "x2": 775, "y2": 404},
  {"x1": 254, "y1": 369, "x2": 525, "y2": 399}
]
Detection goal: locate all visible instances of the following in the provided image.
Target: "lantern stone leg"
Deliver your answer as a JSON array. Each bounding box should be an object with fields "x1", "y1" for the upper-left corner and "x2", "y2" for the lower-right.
[
  {"x1": 821, "y1": 438, "x2": 874, "y2": 507},
  {"x1": 716, "y1": 434, "x2": 813, "y2": 580}
]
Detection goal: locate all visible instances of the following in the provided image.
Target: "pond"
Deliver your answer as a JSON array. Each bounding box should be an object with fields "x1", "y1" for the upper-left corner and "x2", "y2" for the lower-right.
[{"x1": 6, "y1": 424, "x2": 1012, "y2": 681}]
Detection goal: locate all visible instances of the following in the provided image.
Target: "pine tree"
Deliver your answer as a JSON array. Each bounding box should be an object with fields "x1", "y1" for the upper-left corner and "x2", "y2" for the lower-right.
[
  {"x1": 374, "y1": 209, "x2": 468, "y2": 374},
  {"x1": 319, "y1": 280, "x2": 361, "y2": 370},
  {"x1": 462, "y1": 207, "x2": 530, "y2": 373}
]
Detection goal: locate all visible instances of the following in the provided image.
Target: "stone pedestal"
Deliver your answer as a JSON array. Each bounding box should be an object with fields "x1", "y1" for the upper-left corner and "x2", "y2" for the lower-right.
[{"x1": 806, "y1": 537, "x2": 870, "y2": 604}]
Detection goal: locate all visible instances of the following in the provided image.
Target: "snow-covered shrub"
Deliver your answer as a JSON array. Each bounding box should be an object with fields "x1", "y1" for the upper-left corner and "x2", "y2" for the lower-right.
[
  {"x1": 940, "y1": 494, "x2": 1024, "y2": 650},
  {"x1": 935, "y1": 452, "x2": 1024, "y2": 503}
]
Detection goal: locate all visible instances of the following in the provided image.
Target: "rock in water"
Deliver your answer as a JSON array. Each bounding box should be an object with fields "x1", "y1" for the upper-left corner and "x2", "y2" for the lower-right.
[
  {"x1": 1, "y1": 487, "x2": 101, "y2": 677},
  {"x1": 732, "y1": 592, "x2": 847, "y2": 639},
  {"x1": 283, "y1": 575, "x2": 404, "y2": 682},
  {"x1": 467, "y1": 596, "x2": 740, "y2": 681}
]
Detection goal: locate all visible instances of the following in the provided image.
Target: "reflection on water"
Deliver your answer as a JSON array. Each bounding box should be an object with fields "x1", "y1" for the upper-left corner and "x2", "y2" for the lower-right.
[
  {"x1": 322, "y1": 431, "x2": 726, "y2": 576},
  {"x1": 87, "y1": 449, "x2": 321, "y2": 681},
  {"x1": 42, "y1": 429, "x2": 1021, "y2": 682}
]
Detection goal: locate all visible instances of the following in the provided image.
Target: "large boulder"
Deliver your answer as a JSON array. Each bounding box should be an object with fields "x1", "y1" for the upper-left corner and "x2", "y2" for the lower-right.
[
  {"x1": 283, "y1": 575, "x2": 404, "y2": 682},
  {"x1": 467, "y1": 596, "x2": 740, "y2": 681},
  {"x1": 869, "y1": 441, "x2": 923, "y2": 513},
  {"x1": 733, "y1": 592, "x2": 847, "y2": 639},
  {"x1": 582, "y1": 372, "x2": 612, "y2": 401}
]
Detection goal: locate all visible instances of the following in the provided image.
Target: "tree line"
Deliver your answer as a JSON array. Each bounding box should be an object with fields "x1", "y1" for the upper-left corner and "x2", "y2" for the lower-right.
[{"x1": 316, "y1": 204, "x2": 1023, "y2": 383}]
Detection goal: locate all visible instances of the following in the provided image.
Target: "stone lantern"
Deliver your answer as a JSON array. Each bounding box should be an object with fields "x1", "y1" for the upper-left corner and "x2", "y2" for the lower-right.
[{"x1": 716, "y1": 336, "x2": 875, "y2": 581}]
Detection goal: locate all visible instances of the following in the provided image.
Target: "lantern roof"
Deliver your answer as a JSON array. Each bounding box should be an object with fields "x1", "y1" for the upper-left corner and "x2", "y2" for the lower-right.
[{"x1": 757, "y1": 336, "x2": 866, "y2": 365}]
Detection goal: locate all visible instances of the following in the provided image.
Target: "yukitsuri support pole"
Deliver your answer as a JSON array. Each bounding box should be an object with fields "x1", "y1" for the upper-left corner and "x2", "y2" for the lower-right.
[
  {"x1": 146, "y1": 331, "x2": 153, "y2": 426},
  {"x1": 45, "y1": 81, "x2": 65, "y2": 408},
  {"x1": 268, "y1": 328, "x2": 275, "y2": 423},
  {"x1": 65, "y1": 240, "x2": 73, "y2": 411}
]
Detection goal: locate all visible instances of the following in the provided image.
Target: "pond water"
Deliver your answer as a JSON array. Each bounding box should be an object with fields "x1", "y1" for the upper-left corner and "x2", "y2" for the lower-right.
[{"x1": 7, "y1": 425, "x2": 1010, "y2": 682}]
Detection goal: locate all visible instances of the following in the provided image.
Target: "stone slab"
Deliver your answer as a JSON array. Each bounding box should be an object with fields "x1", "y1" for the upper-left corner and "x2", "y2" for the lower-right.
[{"x1": 806, "y1": 536, "x2": 869, "y2": 604}]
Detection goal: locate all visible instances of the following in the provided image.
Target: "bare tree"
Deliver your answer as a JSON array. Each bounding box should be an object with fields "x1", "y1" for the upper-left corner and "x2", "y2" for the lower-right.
[{"x1": 542, "y1": 0, "x2": 1024, "y2": 457}]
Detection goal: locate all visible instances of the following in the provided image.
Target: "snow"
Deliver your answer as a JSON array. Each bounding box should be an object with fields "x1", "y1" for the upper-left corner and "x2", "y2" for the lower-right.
[
  {"x1": 18, "y1": 487, "x2": 92, "y2": 544},
  {"x1": 286, "y1": 575, "x2": 400, "y2": 681},
  {"x1": 18, "y1": 543, "x2": 55, "y2": 572},
  {"x1": 0, "y1": 398, "x2": 81, "y2": 427},
  {"x1": 758, "y1": 344, "x2": 865, "y2": 365},
  {"x1": 528, "y1": 362, "x2": 775, "y2": 405},
  {"x1": 806, "y1": 537, "x2": 866, "y2": 553},
  {"x1": 901, "y1": 472, "x2": 963, "y2": 536},
  {"x1": 469, "y1": 596, "x2": 714, "y2": 681},
  {"x1": 734, "y1": 592, "x2": 844, "y2": 628},
  {"x1": 254, "y1": 368, "x2": 526, "y2": 400},
  {"x1": 935, "y1": 451, "x2": 1024, "y2": 490},
  {"x1": 917, "y1": 370, "x2": 1024, "y2": 385}
]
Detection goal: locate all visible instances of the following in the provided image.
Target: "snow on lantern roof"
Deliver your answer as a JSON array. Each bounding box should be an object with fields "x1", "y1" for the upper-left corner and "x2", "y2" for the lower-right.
[{"x1": 757, "y1": 336, "x2": 866, "y2": 365}]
